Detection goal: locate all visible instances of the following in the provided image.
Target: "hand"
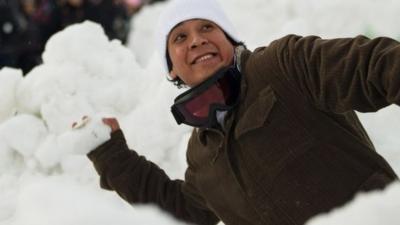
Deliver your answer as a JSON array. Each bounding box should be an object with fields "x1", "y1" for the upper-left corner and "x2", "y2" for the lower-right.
[
  {"x1": 67, "y1": 115, "x2": 112, "y2": 155},
  {"x1": 102, "y1": 117, "x2": 120, "y2": 133}
]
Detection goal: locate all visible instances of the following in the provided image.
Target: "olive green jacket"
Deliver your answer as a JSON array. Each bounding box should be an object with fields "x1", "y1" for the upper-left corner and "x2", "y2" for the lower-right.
[{"x1": 88, "y1": 35, "x2": 398, "y2": 225}]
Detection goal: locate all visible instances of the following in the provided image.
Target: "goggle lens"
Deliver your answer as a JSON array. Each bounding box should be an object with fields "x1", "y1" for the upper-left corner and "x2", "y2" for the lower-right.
[
  {"x1": 171, "y1": 67, "x2": 240, "y2": 127},
  {"x1": 184, "y1": 83, "x2": 227, "y2": 118}
]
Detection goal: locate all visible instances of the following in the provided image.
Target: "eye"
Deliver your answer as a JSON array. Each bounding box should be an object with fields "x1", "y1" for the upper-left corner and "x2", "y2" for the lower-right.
[
  {"x1": 201, "y1": 23, "x2": 214, "y2": 31},
  {"x1": 173, "y1": 33, "x2": 186, "y2": 43}
]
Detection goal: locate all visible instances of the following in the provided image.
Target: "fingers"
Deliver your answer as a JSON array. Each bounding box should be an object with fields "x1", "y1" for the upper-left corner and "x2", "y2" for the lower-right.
[
  {"x1": 102, "y1": 117, "x2": 120, "y2": 132},
  {"x1": 72, "y1": 115, "x2": 91, "y2": 129},
  {"x1": 71, "y1": 116, "x2": 120, "y2": 133}
]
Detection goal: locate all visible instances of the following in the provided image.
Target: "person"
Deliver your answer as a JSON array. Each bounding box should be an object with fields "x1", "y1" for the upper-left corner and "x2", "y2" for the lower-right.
[
  {"x1": 58, "y1": 0, "x2": 132, "y2": 44},
  {"x1": 86, "y1": 0, "x2": 399, "y2": 224},
  {"x1": 58, "y1": 0, "x2": 86, "y2": 28},
  {"x1": 0, "y1": 0, "x2": 43, "y2": 74},
  {"x1": 1, "y1": 0, "x2": 24, "y2": 70},
  {"x1": 29, "y1": 0, "x2": 62, "y2": 47}
]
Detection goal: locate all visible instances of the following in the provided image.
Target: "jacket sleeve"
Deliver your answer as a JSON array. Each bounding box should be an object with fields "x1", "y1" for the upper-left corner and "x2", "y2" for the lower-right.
[
  {"x1": 259, "y1": 35, "x2": 400, "y2": 113},
  {"x1": 87, "y1": 129, "x2": 219, "y2": 225}
]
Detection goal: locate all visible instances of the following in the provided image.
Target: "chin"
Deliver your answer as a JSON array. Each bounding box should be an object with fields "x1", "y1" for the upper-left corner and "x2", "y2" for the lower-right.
[{"x1": 206, "y1": 64, "x2": 225, "y2": 75}]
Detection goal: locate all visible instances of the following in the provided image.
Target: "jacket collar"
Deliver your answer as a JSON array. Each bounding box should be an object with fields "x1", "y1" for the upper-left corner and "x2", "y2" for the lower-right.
[
  {"x1": 234, "y1": 45, "x2": 249, "y2": 73},
  {"x1": 195, "y1": 46, "x2": 253, "y2": 137}
]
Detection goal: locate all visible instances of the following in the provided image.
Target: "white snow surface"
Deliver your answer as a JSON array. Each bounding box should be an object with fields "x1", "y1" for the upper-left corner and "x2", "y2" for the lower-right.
[
  {"x1": 307, "y1": 181, "x2": 400, "y2": 225},
  {"x1": 0, "y1": 68, "x2": 22, "y2": 123},
  {"x1": 0, "y1": 0, "x2": 400, "y2": 224}
]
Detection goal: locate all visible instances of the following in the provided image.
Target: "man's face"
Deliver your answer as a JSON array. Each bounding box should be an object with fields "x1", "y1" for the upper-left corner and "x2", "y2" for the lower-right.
[{"x1": 167, "y1": 19, "x2": 235, "y2": 87}]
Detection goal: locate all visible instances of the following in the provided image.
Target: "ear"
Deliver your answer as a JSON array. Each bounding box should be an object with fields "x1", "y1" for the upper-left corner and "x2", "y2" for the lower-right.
[{"x1": 169, "y1": 69, "x2": 178, "y2": 79}]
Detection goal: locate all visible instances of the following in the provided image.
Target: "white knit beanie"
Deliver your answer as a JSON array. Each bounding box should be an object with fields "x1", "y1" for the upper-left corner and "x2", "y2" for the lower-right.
[{"x1": 155, "y1": 0, "x2": 241, "y2": 74}]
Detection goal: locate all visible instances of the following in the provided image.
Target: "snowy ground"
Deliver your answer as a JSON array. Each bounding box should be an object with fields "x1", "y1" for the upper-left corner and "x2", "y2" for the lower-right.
[{"x1": 1, "y1": 0, "x2": 400, "y2": 224}]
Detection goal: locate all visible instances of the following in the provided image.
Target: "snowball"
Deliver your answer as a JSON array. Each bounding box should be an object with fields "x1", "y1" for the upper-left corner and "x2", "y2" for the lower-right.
[
  {"x1": 35, "y1": 113, "x2": 112, "y2": 171},
  {"x1": 57, "y1": 115, "x2": 111, "y2": 155},
  {"x1": 34, "y1": 134, "x2": 60, "y2": 169},
  {"x1": 0, "y1": 68, "x2": 23, "y2": 123},
  {"x1": 16, "y1": 64, "x2": 90, "y2": 115},
  {"x1": 43, "y1": 21, "x2": 141, "y2": 79},
  {"x1": 0, "y1": 174, "x2": 19, "y2": 221},
  {"x1": 0, "y1": 114, "x2": 47, "y2": 157},
  {"x1": 40, "y1": 94, "x2": 95, "y2": 134},
  {"x1": 0, "y1": 140, "x2": 14, "y2": 172}
]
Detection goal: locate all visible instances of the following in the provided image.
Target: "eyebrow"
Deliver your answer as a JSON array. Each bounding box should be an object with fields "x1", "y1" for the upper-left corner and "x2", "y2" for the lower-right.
[
  {"x1": 171, "y1": 22, "x2": 184, "y2": 31},
  {"x1": 168, "y1": 22, "x2": 185, "y2": 42}
]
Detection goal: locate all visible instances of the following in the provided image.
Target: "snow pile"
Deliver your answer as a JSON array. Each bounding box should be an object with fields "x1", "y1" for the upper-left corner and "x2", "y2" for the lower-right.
[
  {"x1": 17, "y1": 21, "x2": 145, "y2": 134},
  {"x1": 307, "y1": 181, "x2": 400, "y2": 225},
  {"x1": 0, "y1": 21, "x2": 189, "y2": 224},
  {"x1": 3, "y1": 175, "x2": 182, "y2": 225}
]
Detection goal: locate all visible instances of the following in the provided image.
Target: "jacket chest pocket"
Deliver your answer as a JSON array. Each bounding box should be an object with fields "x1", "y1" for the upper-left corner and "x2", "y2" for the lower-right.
[
  {"x1": 234, "y1": 85, "x2": 276, "y2": 138},
  {"x1": 233, "y1": 85, "x2": 313, "y2": 184}
]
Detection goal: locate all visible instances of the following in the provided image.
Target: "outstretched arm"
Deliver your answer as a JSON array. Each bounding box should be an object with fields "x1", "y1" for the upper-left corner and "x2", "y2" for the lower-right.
[
  {"x1": 87, "y1": 119, "x2": 219, "y2": 225},
  {"x1": 258, "y1": 35, "x2": 400, "y2": 113}
]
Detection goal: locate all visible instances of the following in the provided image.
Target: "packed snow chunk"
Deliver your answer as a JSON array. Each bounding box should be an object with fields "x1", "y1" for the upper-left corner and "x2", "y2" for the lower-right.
[
  {"x1": 0, "y1": 174, "x2": 19, "y2": 221},
  {"x1": 0, "y1": 138, "x2": 25, "y2": 175},
  {"x1": 0, "y1": 68, "x2": 23, "y2": 123},
  {"x1": 128, "y1": 2, "x2": 166, "y2": 66},
  {"x1": 57, "y1": 115, "x2": 111, "y2": 155},
  {"x1": 40, "y1": 94, "x2": 95, "y2": 134},
  {"x1": 9, "y1": 176, "x2": 186, "y2": 225},
  {"x1": 34, "y1": 134, "x2": 61, "y2": 169},
  {"x1": 16, "y1": 64, "x2": 91, "y2": 115},
  {"x1": 0, "y1": 114, "x2": 47, "y2": 157},
  {"x1": 35, "y1": 115, "x2": 110, "y2": 170},
  {"x1": 43, "y1": 21, "x2": 142, "y2": 79},
  {"x1": 18, "y1": 21, "x2": 146, "y2": 119},
  {"x1": 0, "y1": 140, "x2": 14, "y2": 172},
  {"x1": 307, "y1": 181, "x2": 400, "y2": 225},
  {"x1": 121, "y1": 77, "x2": 190, "y2": 177},
  {"x1": 59, "y1": 155, "x2": 97, "y2": 183}
]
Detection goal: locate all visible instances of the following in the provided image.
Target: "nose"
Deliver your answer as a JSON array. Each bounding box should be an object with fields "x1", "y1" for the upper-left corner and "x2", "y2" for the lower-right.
[{"x1": 190, "y1": 33, "x2": 208, "y2": 49}]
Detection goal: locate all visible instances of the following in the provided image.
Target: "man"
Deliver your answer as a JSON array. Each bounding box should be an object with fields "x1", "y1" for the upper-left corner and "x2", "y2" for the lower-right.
[{"x1": 87, "y1": 0, "x2": 398, "y2": 224}]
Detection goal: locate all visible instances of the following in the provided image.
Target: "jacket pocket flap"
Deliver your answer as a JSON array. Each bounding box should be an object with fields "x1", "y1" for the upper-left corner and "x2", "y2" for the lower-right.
[{"x1": 235, "y1": 86, "x2": 276, "y2": 138}]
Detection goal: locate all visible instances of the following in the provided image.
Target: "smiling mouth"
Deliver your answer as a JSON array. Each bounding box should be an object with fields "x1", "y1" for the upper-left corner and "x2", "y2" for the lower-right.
[{"x1": 192, "y1": 53, "x2": 218, "y2": 64}]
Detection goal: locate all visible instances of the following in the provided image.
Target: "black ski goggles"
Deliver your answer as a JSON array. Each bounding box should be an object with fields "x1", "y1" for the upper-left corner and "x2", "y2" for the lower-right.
[{"x1": 171, "y1": 66, "x2": 241, "y2": 128}]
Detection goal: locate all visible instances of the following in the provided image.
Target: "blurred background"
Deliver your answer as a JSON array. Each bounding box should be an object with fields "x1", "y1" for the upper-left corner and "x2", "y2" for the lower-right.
[{"x1": 0, "y1": 0, "x2": 165, "y2": 74}]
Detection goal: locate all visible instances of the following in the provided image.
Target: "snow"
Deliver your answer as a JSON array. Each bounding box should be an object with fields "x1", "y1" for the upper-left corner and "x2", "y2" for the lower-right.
[
  {"x1": 0, "y1": 114, "x2": 47, "y2": 158},
  {"x1": 307, "y1": 182, "x2": 400, "y2": 225},
  {"x1": 0, "y1": 0, "x2": 400, "y2": 224},
  {"x1": 0, "y1": 20, "x2": 189, "y2": 225},
  {"x1": 5, "y1": 175, "x2": 181, "y2": 225},
  {"x1": 0, "y1": 68, "x2": 22, "y2": 123}
]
